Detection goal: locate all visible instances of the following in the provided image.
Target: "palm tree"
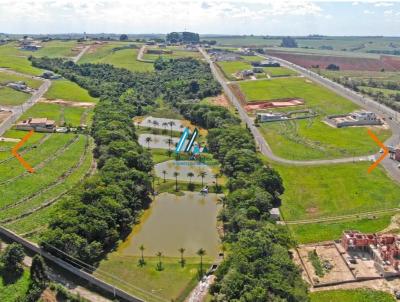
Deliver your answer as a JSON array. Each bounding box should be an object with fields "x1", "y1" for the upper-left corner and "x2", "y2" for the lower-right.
[
  {"x1": 218, "y1": 196, "x2": 227, "y2": 209},
  {"x1": 173, "y1": 171, "x2": 180, "y2": 191},
  {"x1": 166, "y1": 138, "x2": 174, "y2": 155},
  {"x1": 178, "y1": 248, "x2": 186, "y2": 267},
  {"x1": 214, "y1": 173, "x2": 220, "y2": 191},
  {"x1": 162, "y1": 170, "x2": 167, "y2": 183},
  {"x1": 156, "y1": 251, "x2": 164, "y2": 271},
  {"x1": 162, "y1": 122, "x2": 168, "y2": 130},
  {"x1": 187, "y1": 172, "x2": 194, "y2": 184},
  {"x1": 168, "y1": 121, "x2": 175, "y2": 138},
  {"x1": 199, "y1": 171, "x2": 207, "y2": 187},
  {"x1": 145, "y1": 136, "x2": 152, "y2": 149},
  {"x1": 138, "y1": 244, "x2": 145, "y2": 266},
  {"x1": 197, "y1": 248, "x2": 206, "y2": 278}
]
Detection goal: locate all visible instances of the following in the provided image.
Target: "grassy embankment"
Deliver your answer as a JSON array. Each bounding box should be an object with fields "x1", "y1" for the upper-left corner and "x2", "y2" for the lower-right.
[{"x1": 79, "y1": 42, "x2": 154, "y2": 72}]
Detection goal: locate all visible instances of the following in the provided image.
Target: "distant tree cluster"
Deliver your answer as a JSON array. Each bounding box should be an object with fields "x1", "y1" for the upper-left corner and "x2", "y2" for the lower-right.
[
  {"x1": 281, "y1": 36, "x2": 298, "y2": 48},
  {"x1": 166, "y1": 31, "x2": 200, "y2": 43},
  {"x1": 326, "y1": 63, "x2": 340, "y2": 71}
]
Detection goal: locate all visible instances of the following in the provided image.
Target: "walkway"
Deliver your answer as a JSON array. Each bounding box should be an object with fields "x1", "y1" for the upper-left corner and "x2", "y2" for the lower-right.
[{"x1": 72, "y1": 45, "x2": 90, "y2": 63}]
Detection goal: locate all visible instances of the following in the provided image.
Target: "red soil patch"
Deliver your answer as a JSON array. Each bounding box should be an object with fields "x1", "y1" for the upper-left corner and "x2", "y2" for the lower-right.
[
  {"x1": 268, "y1": 51, "x2": 400, "y2": 72},
  {"x1": 245, "y1": 98, "x2": 304, "y2": 111},
  {"x1": 39, "y1": 98, "x2": 95, "y2": 108},
  {"x1": 210, "y1": 94, "x2": 230, "y2": 108}
]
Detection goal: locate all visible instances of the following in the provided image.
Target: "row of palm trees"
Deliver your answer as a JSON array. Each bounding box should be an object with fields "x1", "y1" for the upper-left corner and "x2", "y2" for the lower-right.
[
  {"x1": 147, "y1": 119, "x2": 177, "y2": 139},
  {"x1": 161, "y1": 170, "x2": 219, "y2": 191},
  {"x1": 144, "y1": 136, "x2": 175, "y2": 152},
  {"x1": 138, "y1": 245, "x2": 207, "y2": 276}
]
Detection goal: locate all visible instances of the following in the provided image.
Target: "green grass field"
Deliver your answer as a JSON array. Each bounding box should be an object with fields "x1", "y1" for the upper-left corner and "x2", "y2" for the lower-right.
[
  {"x1": 20, "y1": 102, "x2": 86, "y2": 127},
  {"x1": 259, "y1": 119, "x2": 390, "y2": 160},
  {"x1": 0, "y1": 87, "x2": 30, "y2": 106},
  {"x1": 0, "y1": 43, "x2": 43, "y2": 75},
  {"x1": 310, "y1": 289, "x2": 395, "y2": 302},
  {"x1": 243, "y1": 77, "x2": 391, "y2": 160},
  {"x1": 217, "y1": 61, "x2": 252, "y2": 80},
  {"x1": 0, "y1": 71, "x2": 42, "y2": 89},
  {"x1": 95, "y1": 254, "x2": 211, "y2": 302},
  {"x1": 23, "y1": 40, "x2": 82, "y2": 58},
  {"x1": 288, "y1": 214, "x2": 392, "y2": 244},
  {"x1": 0, "y1": 269, "x2": 30, "y2": 302},
  {"x1": 274, "y1": 162, "x2": 400, "y2": 222},
  {"x1": 143, "y1": 48, "x2": 202, "y2": 61},
  {"x1": 44, "y1": 79, "x2": 98, "y2": 103},
  {"x1": 263, "y1": 66, "x2": 298, "y2": 77},
  {"x1": 79, "y1": 43, "x2": 154, "y2": 72}
]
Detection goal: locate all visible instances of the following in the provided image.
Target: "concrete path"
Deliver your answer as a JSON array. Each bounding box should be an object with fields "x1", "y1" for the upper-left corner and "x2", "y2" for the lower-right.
[
  {"x1": 72, "y1": 45, "x2": 90, "y2": 63},
  {"x1": 138, "y1": 133, "x2": 179, "y2": 150}
]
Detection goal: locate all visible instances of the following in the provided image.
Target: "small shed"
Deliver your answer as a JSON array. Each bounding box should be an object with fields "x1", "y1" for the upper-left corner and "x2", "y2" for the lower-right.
[{"x1": 269, "y1": 208, "x2": 281, "y2": 221}]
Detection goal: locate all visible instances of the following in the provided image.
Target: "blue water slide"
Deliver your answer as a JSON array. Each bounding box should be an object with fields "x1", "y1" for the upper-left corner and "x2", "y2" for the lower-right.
[
  {"x1": 184, "y1": 128, "x2": 198, "y2": 152},
  {"x1": 175, "y1": 128, "x2": 190, "y2": 153}
]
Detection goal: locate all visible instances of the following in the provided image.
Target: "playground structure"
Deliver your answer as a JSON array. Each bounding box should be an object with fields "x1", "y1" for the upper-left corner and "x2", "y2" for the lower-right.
[{"x1": 175, "y1": 127, "x2": 206, "y2": 159}]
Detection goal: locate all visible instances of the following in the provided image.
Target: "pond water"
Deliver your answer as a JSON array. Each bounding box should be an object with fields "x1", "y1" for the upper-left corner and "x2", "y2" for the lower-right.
[
  {"x1": 154, "y1": 160, "x2": 215, "y2": 184},
  {"x1": 118, "y1": 192, "x2": 222, "y2": 258}
]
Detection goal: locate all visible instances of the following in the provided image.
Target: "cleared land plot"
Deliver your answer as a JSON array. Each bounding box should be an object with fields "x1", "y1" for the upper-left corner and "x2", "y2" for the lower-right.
[
  {"x1": 44, "y1": 79, "x2": 98, "y2": 103},
  {"x1": 310, "y1": 289, "x2": 395, "y2": 302},
  {"x1": 0, "y1": 43, "x2": 43, "y2": 75},
  {"x1": 22, "y1": 40, "x2": 83, "y2": 58},
  {"x1": 20, "y1": 102, "x2": 86, "y2": 127},
  {"x1": 274, "y1": 162, "x2": 400, "y2": 221},
  {"x1": 0, "y1": 86, "x2": 30, "y2": 106},
  {"x1": 79, "y1": 43, "x2": 153, "y2": 72},
  {"x1": 0, "y1": 71, "x2": 42, "y2": 89},
  {"x1": 239, "y1": 77, "x2": 390, "y2": 159},
  {"x1": 288, "y1": 214, "x2": 392, "y2": 244},
  {"x1": 217, "y1": 61, "x2": 252, "y2": 80}
]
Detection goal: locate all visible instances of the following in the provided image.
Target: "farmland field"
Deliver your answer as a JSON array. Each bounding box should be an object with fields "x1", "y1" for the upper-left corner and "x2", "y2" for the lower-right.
[
  {"x1": 0, "y1": 86, "x2": 30, "y2": 106},
  {"x1": 267, "y1": 49, "x2": 400, "y2": 71},
  {"x1": 263, "y1": 66, "x2": 298, "y2": 77}
]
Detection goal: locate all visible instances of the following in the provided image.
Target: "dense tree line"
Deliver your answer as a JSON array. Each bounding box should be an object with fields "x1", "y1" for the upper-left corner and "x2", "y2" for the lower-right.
[
  {"x1": 163, "y1": 83, "x2": 308, "y2": 299},
  {"x1": 30, "y1": 57, "x2": 221, "y2": 264},
  {"x1": 332, "y1": 76, "x2": 400, "y2": 111},
  {"x1": 166, "y1": 31, "x2": 200, "y2": 43}
]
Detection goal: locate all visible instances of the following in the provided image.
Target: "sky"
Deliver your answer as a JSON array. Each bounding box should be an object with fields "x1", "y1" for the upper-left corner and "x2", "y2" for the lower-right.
[{"x1": 1, "y1": 0, "x2": 400, "y2": 36}]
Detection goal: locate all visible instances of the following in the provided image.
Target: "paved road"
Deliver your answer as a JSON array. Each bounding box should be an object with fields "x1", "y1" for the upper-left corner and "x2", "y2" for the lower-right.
[
  {"x1": 72, "y1": 45, "x2": 90, "y2": 63},
  {"x1": 199, "y1": 47, "x2": 377, "y2": 166},
  {"x1": 0, "y1": 74, "x2": 51, "y2": 136}
]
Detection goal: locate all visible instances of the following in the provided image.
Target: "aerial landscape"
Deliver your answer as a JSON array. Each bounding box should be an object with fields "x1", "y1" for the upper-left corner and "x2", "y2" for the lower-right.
[{"x1": 1, "y1": 0, "x2": 400, "y2": 301}]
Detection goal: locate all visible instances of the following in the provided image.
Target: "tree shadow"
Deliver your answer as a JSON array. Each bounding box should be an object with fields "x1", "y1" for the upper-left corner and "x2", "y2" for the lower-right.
[{"x1": 0, "y1": 266, "x2": 23, "y2": 285}]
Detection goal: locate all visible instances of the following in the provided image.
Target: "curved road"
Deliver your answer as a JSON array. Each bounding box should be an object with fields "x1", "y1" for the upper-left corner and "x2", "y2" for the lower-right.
[{"x1": 199, "y1": 48, "x2": 400, "y2": 182}]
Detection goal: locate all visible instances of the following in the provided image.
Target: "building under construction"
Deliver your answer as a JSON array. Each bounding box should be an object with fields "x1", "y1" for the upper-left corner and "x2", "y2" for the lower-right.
[{"x1": 341, "y1": 231, "x2": 400, "y2": 277}]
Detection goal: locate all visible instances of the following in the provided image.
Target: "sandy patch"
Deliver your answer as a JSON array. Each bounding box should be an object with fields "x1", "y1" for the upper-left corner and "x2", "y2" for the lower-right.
[
  {"x1": 0, "y1": 137, "x2": 20, "y2": 142},
  {"x1": 210, "y1": 94, "x2": 230, "y2": 108},
  {"x1": 39, "y1": 98, "x2": 95, "y2": 108}
]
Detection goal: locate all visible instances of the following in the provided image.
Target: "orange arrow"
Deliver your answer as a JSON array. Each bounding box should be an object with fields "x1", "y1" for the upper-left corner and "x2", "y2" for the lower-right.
[
  {"x1": 367, "y1": 129, "x2": 388, "y2": 173},
  {"x1": 11, "y1": 130, "x2": 35, "y2": 173}
]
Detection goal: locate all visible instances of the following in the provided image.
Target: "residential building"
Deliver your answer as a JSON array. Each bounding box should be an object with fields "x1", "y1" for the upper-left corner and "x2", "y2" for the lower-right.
[{"x1": 15, "y1": 117, "x2": 56, "y2": 132}]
